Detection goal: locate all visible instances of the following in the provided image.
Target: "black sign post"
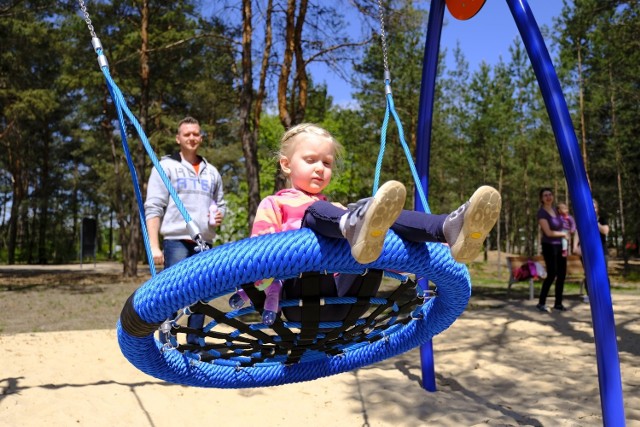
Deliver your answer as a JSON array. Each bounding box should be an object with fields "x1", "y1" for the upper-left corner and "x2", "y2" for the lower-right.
[{"x1": 80, "y1": 217, "x2": 97, "y2": 268}]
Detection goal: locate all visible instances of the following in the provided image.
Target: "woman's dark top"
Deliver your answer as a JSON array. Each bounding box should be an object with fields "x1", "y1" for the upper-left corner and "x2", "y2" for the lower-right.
[{"x1": 538, "y1": 207, "x2": 563, "y2": 245}]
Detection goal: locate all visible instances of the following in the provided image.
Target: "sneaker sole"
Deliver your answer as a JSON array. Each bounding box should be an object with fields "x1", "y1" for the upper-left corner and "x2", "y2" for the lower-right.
[
  {"x1": 351, "y1": 180, "x2": 406, "y2": 264},
  {"x1": 450, "y1": 186, "x2": 501, "y2": 263}
]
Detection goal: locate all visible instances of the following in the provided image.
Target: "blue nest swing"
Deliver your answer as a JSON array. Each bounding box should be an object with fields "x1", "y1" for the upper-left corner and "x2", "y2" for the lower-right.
[{"x1": 118, "y1": 229, "x2": 470, "y2": 388}]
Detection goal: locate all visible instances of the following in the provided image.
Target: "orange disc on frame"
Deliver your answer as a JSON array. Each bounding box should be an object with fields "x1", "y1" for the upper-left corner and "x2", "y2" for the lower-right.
[{"x1": 445, "y1": 0, "x2": 487, "y2": 21}]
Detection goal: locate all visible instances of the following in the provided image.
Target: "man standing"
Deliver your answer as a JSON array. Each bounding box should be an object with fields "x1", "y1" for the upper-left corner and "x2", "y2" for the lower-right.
[{"x1": 144, "y1": 116, "x2": 226, "y2": 343}]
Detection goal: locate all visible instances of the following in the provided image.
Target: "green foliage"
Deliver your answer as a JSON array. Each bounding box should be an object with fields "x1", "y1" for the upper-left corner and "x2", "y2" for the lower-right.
[
  {"x1": 256, "y1": 116, "x2": 285, "y2": 197},
  {"x1": 213, "y1": 185, "x2": 250, "y2": 244},
  {"x1": 2, "y1": 0, "x2": 640, "y2": 267},
  {"x1": 556, "y1": 0, "x2": 640, "y2": 255}
]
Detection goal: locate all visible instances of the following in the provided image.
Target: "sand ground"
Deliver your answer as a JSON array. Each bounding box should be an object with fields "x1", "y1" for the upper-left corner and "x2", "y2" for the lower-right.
[{"x1": 1, "y1": 290, "x2": 639, "y2": 426}]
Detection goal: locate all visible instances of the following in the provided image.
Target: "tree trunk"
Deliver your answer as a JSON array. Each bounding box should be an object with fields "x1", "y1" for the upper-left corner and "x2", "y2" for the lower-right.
[
  {"x1": 72, "y1": 163, "x2": 79, "y2": 261},
  {"x1": 102, "y1": 100, "x2": 131, "y2": 276},
  {"x1": 496, "y1": 149, "x2": 504, "y2": 277},
  {"x1": 292, "y1": 0, "x2": 308, "y2": 124},
  {"x1": 577, "y1": 45, "x2": 589, "y2": 183},
  {"x1": 238, "y1": 0, "x2": 265, "y2": 229},
  {"x1": 521, "y1": 130, "x2": 532, "y2": 255},
  {"x1": 37, "y1": 133, "x2": 50, "y2": 264},
  {"x1": 608, "y1": 64, "x2": 626, "y2": 268},
  {"x1": 278, "y1": 0, "x2": 296, "y2": 131},
  {"x1": 4, "y1": 125, "x2": 28, "y2": 265},
  {"x1": 119, "y1": 0, "x2": 153, "y2": 277},
  {"x1": 274, "y1": 0, "x2": 297, "y2": 192},
  {"x1": 246, "y1": 0, "x2": 274, "y2": 227},
  {"x1": 275, "y1": 0, "x2": 309, "y2": 192},
  {"x1": 7, "y1": 195, "x2": 21, "y2": 265}
]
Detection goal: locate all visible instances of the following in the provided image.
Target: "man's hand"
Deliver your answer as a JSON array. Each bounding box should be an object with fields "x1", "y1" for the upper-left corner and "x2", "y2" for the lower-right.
[
  {"x1": 151, "y1": 246, "x2": 164, "y2": 265},
  {"x1": 209, "y1": 210, "x2": 224, "y2": 227}
]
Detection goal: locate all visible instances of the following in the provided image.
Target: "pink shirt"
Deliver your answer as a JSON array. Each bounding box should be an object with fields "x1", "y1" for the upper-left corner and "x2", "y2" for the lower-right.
[{"x1": 251, "y1": 188, "x2": 344, "y2": 236}]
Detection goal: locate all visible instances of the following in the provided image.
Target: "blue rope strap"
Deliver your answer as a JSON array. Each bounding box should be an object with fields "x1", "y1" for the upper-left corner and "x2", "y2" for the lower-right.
[
  {"x1": 91, "y1": 43, "x2": 207, "y2": 275},
  {"x1": 374, "y1": 83, "x2": 430, "y2": 213}
]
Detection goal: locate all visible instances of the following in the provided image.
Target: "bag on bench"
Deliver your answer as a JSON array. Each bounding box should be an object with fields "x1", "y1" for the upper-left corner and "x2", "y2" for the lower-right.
[
  {"x1": 513, "y1": 260, "x2": 547, "y2": 281},
  {"x1": 514, "y1": 261, "x2": 534, "y2": 281}
]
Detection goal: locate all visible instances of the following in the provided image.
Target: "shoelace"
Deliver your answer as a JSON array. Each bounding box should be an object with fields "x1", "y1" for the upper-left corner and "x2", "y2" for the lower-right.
[
  {"x1": 447, "y1": 202, "x2": 468, "y2": 222},
  {"x1": 346, "y1": 198, "x2": 372, "y2": 226}
]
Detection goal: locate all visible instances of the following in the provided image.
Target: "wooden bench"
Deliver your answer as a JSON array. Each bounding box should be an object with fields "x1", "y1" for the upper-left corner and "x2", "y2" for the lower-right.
[{"x1": 506, "y1": 255, "x2": 585, "y2": 300}]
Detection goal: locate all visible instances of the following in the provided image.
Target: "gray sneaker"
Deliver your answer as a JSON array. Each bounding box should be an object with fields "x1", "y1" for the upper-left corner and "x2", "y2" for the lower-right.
[
  {"x1": 342, "y1": 180, "x2": 406, "y2": 264},
  {"x1": 442, "y1": 186, "x2": 501, "y2": 263}
]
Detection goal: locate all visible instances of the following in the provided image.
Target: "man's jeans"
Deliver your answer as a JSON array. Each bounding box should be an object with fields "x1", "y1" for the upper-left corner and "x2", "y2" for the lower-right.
[{"x1": 163, "y1": 239, "x2": 199, "y2": 269}]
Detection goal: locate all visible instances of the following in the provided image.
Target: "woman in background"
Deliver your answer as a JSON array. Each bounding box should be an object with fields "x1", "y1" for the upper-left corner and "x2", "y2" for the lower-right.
[{"x1": 536, "y1": 188, "x2": 571, "y2": 312}]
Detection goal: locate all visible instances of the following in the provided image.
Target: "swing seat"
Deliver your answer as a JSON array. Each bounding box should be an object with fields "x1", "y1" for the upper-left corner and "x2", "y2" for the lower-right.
[
  {"x1": 240, "y1": 270, "x2": 383, "y2": 323},
  {"x1": 279, "y1": 270, "x2": 383, "y2": 323},
  {"x1": 118, "y1": 227, "x2": 471, "y2": 388}
]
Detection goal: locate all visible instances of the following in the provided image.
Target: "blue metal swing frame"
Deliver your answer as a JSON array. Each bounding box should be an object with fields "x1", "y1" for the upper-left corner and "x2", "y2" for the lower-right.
[{"x1": 416, "y1": 1, "x2": 625, "y2": 425}]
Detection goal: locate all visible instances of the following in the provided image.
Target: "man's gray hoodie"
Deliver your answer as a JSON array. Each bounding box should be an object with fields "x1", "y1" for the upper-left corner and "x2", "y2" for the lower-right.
[{"x1": 144, "y1": 152, "x2": 226, "y2": 243}]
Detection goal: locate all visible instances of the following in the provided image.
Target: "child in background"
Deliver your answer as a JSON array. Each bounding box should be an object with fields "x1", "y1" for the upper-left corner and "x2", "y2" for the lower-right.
[
  {"x1": 229, "y1": 123, "x2": 502, "y2": 325},
  {"x1": 557, "y1": 202, "x2": 576, "y2": 257}
]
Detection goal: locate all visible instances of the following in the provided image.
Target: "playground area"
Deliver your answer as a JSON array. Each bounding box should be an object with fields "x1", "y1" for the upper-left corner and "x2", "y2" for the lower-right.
[
  {"x1": 3, "y1": 0, "x2": 639, "y2": 424},
  {"x1": 1, "y1": 259, "x2": 638, "y2": 426}
]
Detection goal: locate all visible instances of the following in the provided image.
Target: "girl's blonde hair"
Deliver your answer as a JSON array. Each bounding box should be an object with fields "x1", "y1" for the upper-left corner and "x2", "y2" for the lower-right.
[{"x1": 278, "y1": 123, "x2": 344, "y2": 161}]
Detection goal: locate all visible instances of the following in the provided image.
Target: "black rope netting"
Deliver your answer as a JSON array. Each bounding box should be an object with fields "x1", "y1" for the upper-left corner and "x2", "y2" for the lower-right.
[{"x1": 162, "y1": 271, "x2": 434, "y2": 367}]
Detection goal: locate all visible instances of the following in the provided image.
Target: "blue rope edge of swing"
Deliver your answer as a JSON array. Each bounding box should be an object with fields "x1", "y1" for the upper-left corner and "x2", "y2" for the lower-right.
[{"x1": 116, "y1": 227, "x2": 471, "y2": 388}]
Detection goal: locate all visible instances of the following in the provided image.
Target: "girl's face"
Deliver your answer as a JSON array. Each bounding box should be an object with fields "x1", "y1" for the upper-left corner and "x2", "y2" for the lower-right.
[
  {"x1": 557, "y1": 203, "x2": 568, "y2": 215},
  {"x1": 280, "y1": 133, "x2": 335, "y2": 194}
]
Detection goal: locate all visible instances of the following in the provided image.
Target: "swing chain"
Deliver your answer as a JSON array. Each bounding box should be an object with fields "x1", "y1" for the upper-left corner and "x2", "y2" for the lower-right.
[
  {"x1": 377, "y1": 0, "x2": 392, "y2": 93},
  {"x1": 77, "y1": 0, "x2": 109, "y2": 69},
  {"x1": 77, "y1": 0, "x2": 97, "y2": 39}
]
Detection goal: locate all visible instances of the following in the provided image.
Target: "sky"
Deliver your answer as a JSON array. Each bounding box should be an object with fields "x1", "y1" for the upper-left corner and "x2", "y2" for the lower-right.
[{"x1": 317, "y1": 0, "x2": 566, "y2": 105}]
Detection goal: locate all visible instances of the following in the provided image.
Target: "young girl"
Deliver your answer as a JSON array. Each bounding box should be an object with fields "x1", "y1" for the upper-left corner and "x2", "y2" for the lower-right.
[
  {"x1": 230, "y1": 123, "x2": 501, "y2": 324},
  {"x1": 556, "y1": 202, "x2": 576, "y2": 257}
]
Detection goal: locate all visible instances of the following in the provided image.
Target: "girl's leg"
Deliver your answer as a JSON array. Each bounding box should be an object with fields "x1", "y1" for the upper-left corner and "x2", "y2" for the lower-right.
[
  {"x1": 391, "y1": 210, "x2": 448, "y2": 242},
  {"x1": 262, "y1": 280, "x2": 283, "y2": 325},
  {"x1": 305, "y1": 184, "x2": 501, "y2": 266},
  {"x1": 300, "y1": 204, "x2": 367, "y2": 294},
  {"x1": 302, "y1": 202, "x2": 447, "y2": 244},
  {"x1": 302, "y1": 201, "x2": 436, "y2": 240},
  {"x1": 303, "y1": 181, "x2": 406, "y2": 264},
  {"x1": 334, "y1": 273, "x2": 359, "y2": 297},
  {"x1": 302, "y1": 200, "x2": 346, "y2": 238},
  {"x1": 394, "y1": 186, "x2": 501, "y2": 265},
  {"x1": 228, "y1": 281, "x2": 283, "y2": 325}
]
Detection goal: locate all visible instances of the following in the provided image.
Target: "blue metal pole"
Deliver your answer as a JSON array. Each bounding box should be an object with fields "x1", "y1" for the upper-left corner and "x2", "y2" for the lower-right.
[
  {"x1": 419, "y1": 324, "x2": 436, "y2": 391},
  {"x1": 416, "y1": 0, "x2": 446, "y2": 210},
  {"x1": 416, "y1": 0, "x2": 446, "y2": 392},
  {"x1": 506, "y1": 0, "x2": 626, "y2": 425}
]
